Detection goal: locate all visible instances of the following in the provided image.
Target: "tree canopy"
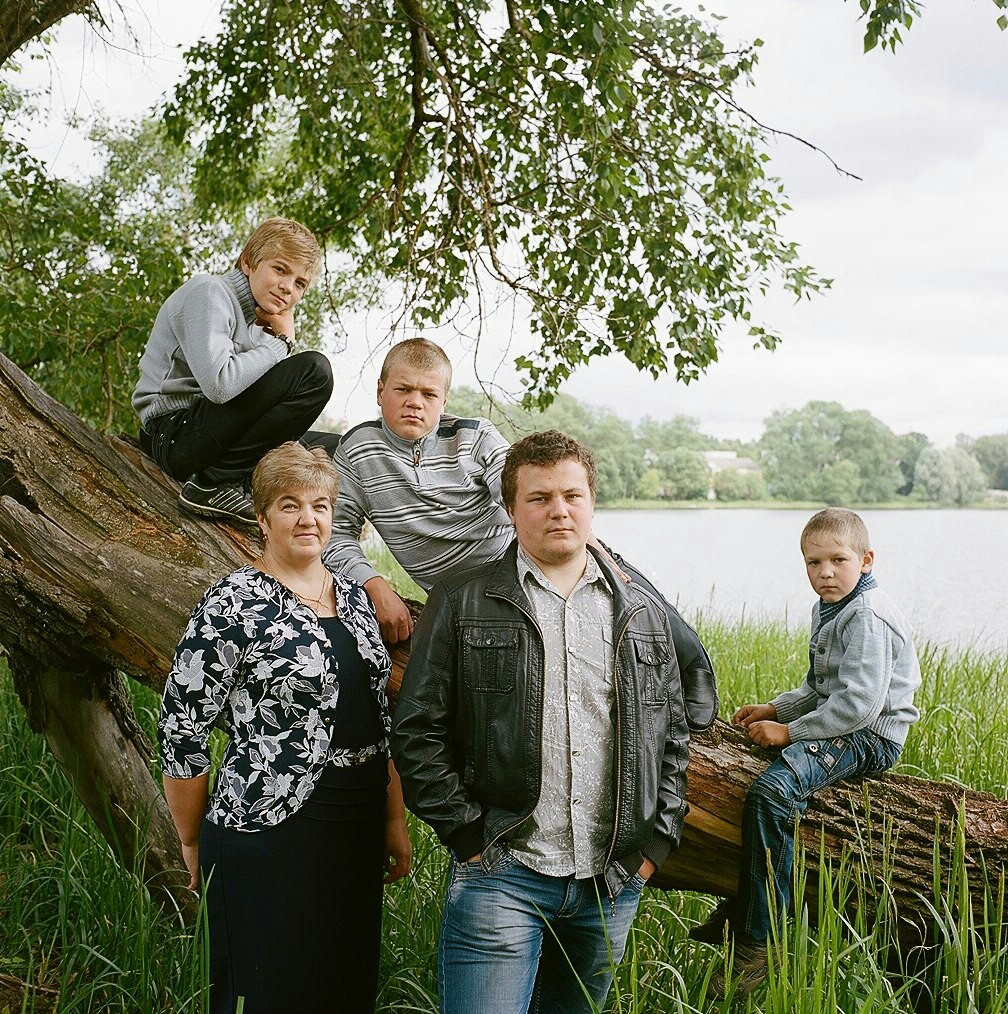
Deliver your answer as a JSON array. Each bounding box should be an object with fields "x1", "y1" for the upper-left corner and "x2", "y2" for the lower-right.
[
  {"x1": 163, "y1": 0, "x2": 831, "y2": 408},
  {"x1": 913, "y1": 446, "x2": 987, "y2": 507},
  {"x1": 965, "y1": 433, "x2": 1008, "y2": 490},
  {"x1": 760, "y1": 401, "x2": 904, "y2": 504},
  {"x1": 1, "y1": 1, "x2": 1003, "y2": 426}
]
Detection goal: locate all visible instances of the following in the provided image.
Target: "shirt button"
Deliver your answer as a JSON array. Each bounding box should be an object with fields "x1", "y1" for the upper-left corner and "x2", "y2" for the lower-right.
[{"x1": 817, "y1": 647, "x2": 826, "y2": 654}]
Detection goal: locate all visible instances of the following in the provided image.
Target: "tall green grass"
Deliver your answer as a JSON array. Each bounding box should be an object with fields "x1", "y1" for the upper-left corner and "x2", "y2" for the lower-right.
[{"x1": 1, "y1": 611, "x2": 1007, "y2": 1012}]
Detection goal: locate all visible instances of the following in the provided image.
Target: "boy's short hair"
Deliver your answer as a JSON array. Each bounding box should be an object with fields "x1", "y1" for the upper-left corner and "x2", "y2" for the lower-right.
[
  {"x1": 501, "y1": 429, "x2": 598, "y2": 511},
  {"x1": 237, "y1": 218, "x2": 322, "y2": 283},
  {"x1": 800, "y1": 507, "x2": 871, "y2": 556},
  {"x1": 380, "y1": 338, "x2": 452, "y2": 390},
  {"x1": 252, "y1": 442, "x2": 340, "y2": 518}
]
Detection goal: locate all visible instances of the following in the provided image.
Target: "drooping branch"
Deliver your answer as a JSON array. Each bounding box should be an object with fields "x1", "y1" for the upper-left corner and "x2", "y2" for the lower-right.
[{"x1": 0, "y1": 0, "x2": 104, "y2": 66}]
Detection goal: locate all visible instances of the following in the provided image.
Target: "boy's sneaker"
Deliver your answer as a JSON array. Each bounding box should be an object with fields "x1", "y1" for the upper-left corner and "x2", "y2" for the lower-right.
[
  {"x1": 708, "y1": 938, "x2": 768, "y2": 1001},
  {"x1": 688, "y1": 898, "x2": 734, "y2": 945},
  {"x1": 179, "y1": 478, "x2": 257, "y2": 526}
]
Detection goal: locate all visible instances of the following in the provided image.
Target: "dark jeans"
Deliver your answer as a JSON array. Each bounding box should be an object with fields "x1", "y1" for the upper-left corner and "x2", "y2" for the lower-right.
[
  {"x1": 737, "y1": 728, "x2": 901, "y2": 942},
  {"x1": 141, "y1": 351, "x2": 338, "y2": 484}
]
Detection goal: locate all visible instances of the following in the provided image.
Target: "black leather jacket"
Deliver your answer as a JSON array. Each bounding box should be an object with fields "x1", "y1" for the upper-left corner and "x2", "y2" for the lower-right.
[{"x1": 391, "y1": 542, "x2": 690, "y2": 899}]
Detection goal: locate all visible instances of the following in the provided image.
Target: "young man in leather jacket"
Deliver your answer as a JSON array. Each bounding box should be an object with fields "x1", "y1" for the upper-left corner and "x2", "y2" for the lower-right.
[{"x1": 392, "y1": 430, "x2": 690, "y2": 1014}]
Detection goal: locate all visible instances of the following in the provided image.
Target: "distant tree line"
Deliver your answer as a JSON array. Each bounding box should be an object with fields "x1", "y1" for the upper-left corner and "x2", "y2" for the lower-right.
[{"x1": 448, "y1": 388, "x2": 1005, "y2": 507}]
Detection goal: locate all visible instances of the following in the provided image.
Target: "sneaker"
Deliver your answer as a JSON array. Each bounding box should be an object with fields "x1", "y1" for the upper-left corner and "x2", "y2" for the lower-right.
[
  {"x1": 179, "y1": 478, "x2": 258, "y2": 526},
  {"x1": 708, "y1": 937, "x2": 768, "y2": 1001},
  {"x1": 688, "y1": 898, "x2": 734, "y2": 945}
]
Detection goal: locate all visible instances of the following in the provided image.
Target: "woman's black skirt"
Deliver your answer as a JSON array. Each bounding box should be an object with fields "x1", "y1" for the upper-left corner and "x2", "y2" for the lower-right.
[{"x1": 199, "y1": 756, "x2": 387, "y2": 1014}]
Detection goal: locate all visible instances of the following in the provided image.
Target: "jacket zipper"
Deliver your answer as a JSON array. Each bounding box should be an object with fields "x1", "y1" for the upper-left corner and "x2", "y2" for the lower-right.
[
  {"x1": 480, "y1": 589, "x2": 546, "y2": 864},
  {"x1": 603, "y1": 601, "x2": 645, "y2": 908}
]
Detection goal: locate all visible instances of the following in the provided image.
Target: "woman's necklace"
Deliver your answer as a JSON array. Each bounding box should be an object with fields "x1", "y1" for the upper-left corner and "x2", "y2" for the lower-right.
[{"x1": 258, "y1": 555, "x2": 332, "y2": 613}]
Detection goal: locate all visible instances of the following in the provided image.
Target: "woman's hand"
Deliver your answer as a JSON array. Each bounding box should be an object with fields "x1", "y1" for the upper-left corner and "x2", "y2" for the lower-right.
[
  {"x1": 384, "y1": 817, "x2": 412, "y2": 884},
  {"x1": 637, "y1": 857, "x2": 657, "y2": 881},
  {"x1": 162, "y1": 772, "x2": 209, "y2": 893},
  {"x1": 383, "y1": 760, "x2": 412, "y2": 884},
  {"x1": 180, "y1": 842, "x2": 200, "y2": 890}
]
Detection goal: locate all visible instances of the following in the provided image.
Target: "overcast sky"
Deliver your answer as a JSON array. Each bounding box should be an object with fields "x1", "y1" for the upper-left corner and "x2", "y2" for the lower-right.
[{"x1": 15, "y1": 1, "x2": 1007, "y2": 444}]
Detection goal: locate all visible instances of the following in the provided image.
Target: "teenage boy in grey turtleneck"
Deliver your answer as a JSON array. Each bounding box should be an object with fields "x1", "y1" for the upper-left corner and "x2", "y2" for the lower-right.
[
  {"x1": 690, "y1": 507, "x2": 921, "y2": 1001},
  {"x1": 132, "y1": 217, "x2": 337, "y2": 525}
]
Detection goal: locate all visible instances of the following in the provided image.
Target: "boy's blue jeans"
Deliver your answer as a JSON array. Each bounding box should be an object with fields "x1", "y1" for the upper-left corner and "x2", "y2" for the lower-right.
[
  {"x1": 438, "y1": 849, "x2": 645, "y2": 1014},
  {"x1": 737, "y1": 728, "x2": 901, "y2": 943}
]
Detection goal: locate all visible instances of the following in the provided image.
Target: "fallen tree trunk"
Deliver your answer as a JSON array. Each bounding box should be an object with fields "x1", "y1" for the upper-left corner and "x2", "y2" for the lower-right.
[{"x1": 1, "y1": 351, "x2": 1005, "y2": 953}]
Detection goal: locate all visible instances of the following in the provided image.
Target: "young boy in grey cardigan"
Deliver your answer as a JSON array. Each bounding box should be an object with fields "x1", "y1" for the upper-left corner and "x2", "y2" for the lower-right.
[
  {"x1": 133, "y1": 218, "x2": 336, "y2": 525},
  {"x1": 691, "y1": 508, "x2": 921, "y2": 1000}
]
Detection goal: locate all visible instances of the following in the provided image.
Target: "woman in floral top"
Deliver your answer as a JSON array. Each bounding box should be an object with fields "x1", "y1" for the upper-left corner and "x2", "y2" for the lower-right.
[{"x1": 159, "y1": 442, "x2": 411, "y2": 1014}]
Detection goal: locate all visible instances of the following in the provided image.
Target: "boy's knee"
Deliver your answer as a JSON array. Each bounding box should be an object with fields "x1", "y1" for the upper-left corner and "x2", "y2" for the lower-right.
[
  {"x1": 746, "y1": 765, "x2": 801, "y2": 813},
  {"x1": 297, "y1": 350, "x2": 333, "y2": 392}
]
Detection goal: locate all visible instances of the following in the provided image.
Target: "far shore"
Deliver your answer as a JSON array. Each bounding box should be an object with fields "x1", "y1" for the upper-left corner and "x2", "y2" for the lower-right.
[{"x1": 598, "y1": 498, "x2": 1008, "y2": 511}]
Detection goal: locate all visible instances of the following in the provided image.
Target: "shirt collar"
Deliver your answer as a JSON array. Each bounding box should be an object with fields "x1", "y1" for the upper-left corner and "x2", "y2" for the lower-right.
[
  {"x1": 516, "y1": 544, "x2": 610, "y2": 598},
  {"x1": 379, "y1": 416, "x2": 442, "y2": 455},
  {"x1": 222, "y1": 268, "x2": 258, "y2": 325}
]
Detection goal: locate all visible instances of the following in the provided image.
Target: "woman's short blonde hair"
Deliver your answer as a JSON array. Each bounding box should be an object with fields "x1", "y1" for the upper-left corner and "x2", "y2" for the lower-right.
[
  {"x1": 236, "y1": 217, "x2": 322, "y2": 282},
  {"x1": 252, "y1": 442, "x2": 340, "y2": 517}
]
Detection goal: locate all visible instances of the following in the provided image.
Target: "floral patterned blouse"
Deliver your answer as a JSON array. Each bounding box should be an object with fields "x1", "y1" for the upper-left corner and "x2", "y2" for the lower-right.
[{"x1": 158, "y1": 565, "x2": 392, "y2": 831}]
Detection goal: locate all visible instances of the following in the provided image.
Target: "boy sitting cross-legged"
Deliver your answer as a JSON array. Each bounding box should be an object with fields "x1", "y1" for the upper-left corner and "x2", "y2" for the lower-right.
[
  {"x1": 323, "y1": 337, "x2": 718, "y2": 731},
  {"x1": 133, "y1": 217, "x2": 338, "y2": 526},
  {"x1": 690, "y1": 507, "x2": 921, "y2": 1000}
]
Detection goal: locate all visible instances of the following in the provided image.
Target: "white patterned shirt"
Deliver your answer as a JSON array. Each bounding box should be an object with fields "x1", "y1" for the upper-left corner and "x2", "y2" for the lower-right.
[{"x1": 508, "y1": 547, "x2": 615, "y2": 878}]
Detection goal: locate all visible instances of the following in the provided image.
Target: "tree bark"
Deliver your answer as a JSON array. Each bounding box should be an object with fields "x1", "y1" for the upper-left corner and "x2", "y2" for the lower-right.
[
  {"x1": 0, "y1": 1, "x2": 104, "y2": 67},
  {"x1": 1, "y1": 349, "x2": 1006, "y2": 954},
  {"x1": 0, "y1": 350, "x2": 257, "y2": 906},
  {"x1": 12, "y1": 651, "x2": 192, "y2": 911}
]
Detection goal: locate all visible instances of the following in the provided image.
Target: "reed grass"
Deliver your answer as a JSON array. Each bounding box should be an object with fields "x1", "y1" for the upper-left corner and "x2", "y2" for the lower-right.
[{"x1": 1, "y1": 607, "x2": 1006, "y2": 1012}]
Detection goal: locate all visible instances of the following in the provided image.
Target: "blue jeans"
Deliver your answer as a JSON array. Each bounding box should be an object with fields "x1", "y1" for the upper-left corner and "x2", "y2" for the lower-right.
[
  {"x1": 737, "y1": 728, "x2": 901, "y2": 943},
  {"x1": 438, "y1": 850, "x2": 645, "y2": 1014}
]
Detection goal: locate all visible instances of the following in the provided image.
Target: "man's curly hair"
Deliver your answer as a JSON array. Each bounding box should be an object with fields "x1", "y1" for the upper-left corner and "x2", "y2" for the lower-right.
[{"x1": 501, "y1": 429, "x2": 598, "y2": 510}]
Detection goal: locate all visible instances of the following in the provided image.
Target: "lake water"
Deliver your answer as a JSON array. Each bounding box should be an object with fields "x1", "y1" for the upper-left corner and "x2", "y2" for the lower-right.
[{"x1": 592, "y1": 509, "x2": 1008, "y2": 653}]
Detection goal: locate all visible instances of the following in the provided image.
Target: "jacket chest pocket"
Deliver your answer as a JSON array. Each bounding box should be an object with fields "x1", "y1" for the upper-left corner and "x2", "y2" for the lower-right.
[
  {"x1": 461, "y1": 627, "x2": 518, "y2": 694},
  {"x1": 633, "y1": 639, "x2": 673, "y2": 706}
]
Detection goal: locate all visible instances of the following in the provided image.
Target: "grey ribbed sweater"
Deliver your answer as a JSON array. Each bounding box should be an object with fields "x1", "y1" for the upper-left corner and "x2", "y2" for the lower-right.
[
  {"x1": 771, "y1": 586, "x2": 921, "y2": 747},
  {"x1": 322, "y1": 416, "x2": 513, "y2": 590},
  {"x1": 132, "y1": 268, "x2": 288, "y2": 425}
]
